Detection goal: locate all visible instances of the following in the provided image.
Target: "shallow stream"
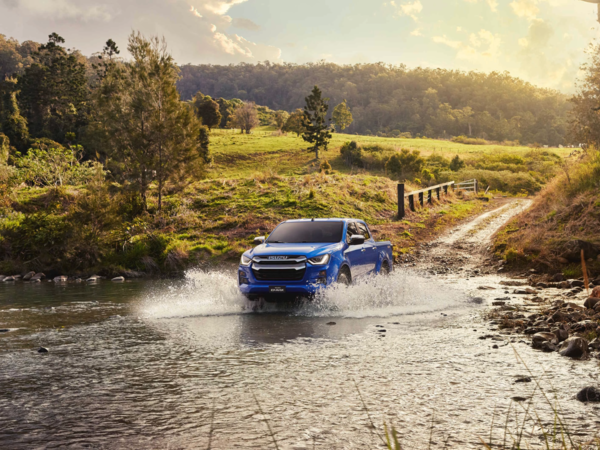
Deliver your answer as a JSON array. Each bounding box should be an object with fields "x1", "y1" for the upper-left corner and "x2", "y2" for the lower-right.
[{"x1": 1, "y1": 270, "x2": 599, "y2": 449}]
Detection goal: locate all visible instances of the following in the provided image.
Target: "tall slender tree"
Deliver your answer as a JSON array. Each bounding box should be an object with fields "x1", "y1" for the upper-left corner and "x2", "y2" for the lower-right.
[
  {"x1": 94, "y1": 32, "x2": 207, "y2": 212},
  {"x1": 193, "y1": 93, "x2": 221, "y2": 130},
  {"x1": 302, "y1": 86, "x2": 332, "y2": 159},
  {"x1": 0, "y1": 78, "x2": 29, "y2": 152}
]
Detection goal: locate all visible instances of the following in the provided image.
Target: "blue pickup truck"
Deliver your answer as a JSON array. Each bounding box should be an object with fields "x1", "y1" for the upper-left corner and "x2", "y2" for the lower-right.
[{"x1": 238, "y1": 218, "x2": 393, "y2": 300}]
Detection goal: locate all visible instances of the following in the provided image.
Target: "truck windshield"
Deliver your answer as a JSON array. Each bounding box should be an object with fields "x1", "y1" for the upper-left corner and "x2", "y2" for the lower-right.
[{"x1": 267, "y1": 221, "x2": 344, "y2": 243}]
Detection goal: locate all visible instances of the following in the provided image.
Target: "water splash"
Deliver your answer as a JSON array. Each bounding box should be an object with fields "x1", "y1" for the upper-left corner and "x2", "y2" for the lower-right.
[{"x1": 140, "y1": 269, "x2": 468, "y2": 319}]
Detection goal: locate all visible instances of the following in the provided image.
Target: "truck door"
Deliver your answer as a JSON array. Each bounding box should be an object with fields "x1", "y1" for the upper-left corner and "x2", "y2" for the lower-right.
[
  {"x1": 344, "y1": 222, "x2": 367, "y2": 279},
  {"x1": 357, "y1": 222, "x2": 377, "y2": 275}
]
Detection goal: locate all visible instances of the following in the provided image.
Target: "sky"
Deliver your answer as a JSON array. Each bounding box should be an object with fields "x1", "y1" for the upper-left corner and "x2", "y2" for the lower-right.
[{"x1": 0, "y1": 0, "x2": 598, "y2": 92}]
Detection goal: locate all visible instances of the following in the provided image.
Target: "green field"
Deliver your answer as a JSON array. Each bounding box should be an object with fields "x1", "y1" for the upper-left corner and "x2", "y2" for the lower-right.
[{"x1": 209, "y1": 127, "x2": 569, "y2": 179}]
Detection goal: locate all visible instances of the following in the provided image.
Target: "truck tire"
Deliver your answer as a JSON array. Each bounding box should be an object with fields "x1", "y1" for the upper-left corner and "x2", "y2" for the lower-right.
[
  {"x1": 380, "y1": 261, "x2": 390, "y2": 276},
  {"x1": 337, "y1": 267, "x2": 351, "y2": 285}
]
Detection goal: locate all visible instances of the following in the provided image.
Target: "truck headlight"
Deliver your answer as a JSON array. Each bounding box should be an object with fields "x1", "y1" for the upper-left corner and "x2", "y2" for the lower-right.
[
  {"x1": 240, "y1": 255, "x2": 252, "y2": 266},
  {"x1": 308, "y1": 254, "x2": 330, "y2": 265}
]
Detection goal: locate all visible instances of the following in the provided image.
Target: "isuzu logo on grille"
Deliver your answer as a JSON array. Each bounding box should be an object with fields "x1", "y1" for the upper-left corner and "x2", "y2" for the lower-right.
[{"x1": 268, "y1": 256, "x2": 287, "y2": 260}]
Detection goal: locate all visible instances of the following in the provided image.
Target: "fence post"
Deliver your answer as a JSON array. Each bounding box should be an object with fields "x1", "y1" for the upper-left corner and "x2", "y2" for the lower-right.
[
  {"x1": 436, "y1": 187, "x2": 441, "y2": 200},
  {"x1": 427, "y1": 189, "x2": 432, "y2": 204},
  {"x1": 419, "y1": 192, "x2": 424, "y2": 207},
  {"x1": 475, "y1": 179, "x2": 478, "y2": 194},
  {"x1": 409, "y1": 195, "x2": 415, "y2": 212},
  {"x1": 397, "y1": 183, "x2": 405, "y2": 219}
]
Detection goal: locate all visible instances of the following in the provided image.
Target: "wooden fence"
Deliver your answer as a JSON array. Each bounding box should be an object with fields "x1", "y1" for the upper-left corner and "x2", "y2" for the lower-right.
[{"x1": 397, "y1": 179, "x2": 481, "y2": 218}]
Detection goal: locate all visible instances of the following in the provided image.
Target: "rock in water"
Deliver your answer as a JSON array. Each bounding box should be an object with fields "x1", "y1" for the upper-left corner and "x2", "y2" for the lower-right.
[
  {"x1": 111, "y1": 276, "x2": 125, "y2": 282},
  {"x1": 53, "y1": 276, "x2": 68, "y2": 283},
  {"x1": 532, "y1": 332, "x2": 558, "y2": 349},
  {"x1": 86, "y1": 275, "x2": 101, "y2": 282},
  {"x1": 552, "y1": 273, "x2": 565, "y2": 282},
  {"x1": 559, "y1": 337, "x2": 588, "y2": 358},
  {"x1": 577, "y1": 387, "x2": 600, "y2": 402},
  {"x1": 31, "y1": 273, "x2": 46, "y2": 281},
  {"x1": 584, "y1": 297, "x2": 600, "y2": 310},
  {"x1": 22, "y1": 271, "x2": 36, "y2": 281},
  {"x1": 591, "y1": 286, "x2": 600, "y2": 299},
  {"x1": 37, "y1": 347, "x2": 49, "y2": 353}
]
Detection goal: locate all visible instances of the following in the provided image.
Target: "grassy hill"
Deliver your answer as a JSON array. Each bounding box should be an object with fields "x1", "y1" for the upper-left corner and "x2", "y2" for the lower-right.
[
  {"x1": 0, "y1": 130, "x2": 562, "y2": 277},
  {"x1": 493, "y1": 147, "x2": 600, "y2": 277}
]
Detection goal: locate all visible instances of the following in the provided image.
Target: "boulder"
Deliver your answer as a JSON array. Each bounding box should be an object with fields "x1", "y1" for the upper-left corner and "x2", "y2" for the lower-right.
[
  {"x1": 569, "y1": 280, "x2": 585, "y2": 288},
  {"x1": 552, "y1": 328, "x2": 569, "y2": 342},
  {"x1": 552, "y1": 273, "x2": 565, "y2": 282},
  {"x1": 584, "y1": 297, "x2": 600, "y2": 310},
  {"x1": 559, "y1": 281, "x2": 570, "y2": 289},
  {"x1": 111, "y1": 276, "x2": 125, "y2": 282},
  {"x1": 53, "y1": 276, "x2": 68, "y2": 283},
  {"x1": 532, "y1": 332, "x2": 558, "y2": 349},
  {"x1": 86, "y1": 275, "x2": 101, "y2": 282},
  {"x1": 561, "y1": 240, "x2": 600, "y2": 262},
  {"x1": 37, "y1": 347, "x2": 49, "y2": 353},
  {"x1": 571, "y1": 320, "x2": 597, "y2": 332},
  {"x1": 31, "y1": 273, "x2": 46, "y2": 281},
  {"x1": 3, "y1": 276, "x2": 15, "y2": 282},
  {"x1": 591, "y1": 286, "x2": 600, "y2": 299},
  {"x1": 22, "y1": 271, "x2": 36, "y2": 281},
  {"x1": 576, "y1": 387, "x2": 600, "y2": 402},
  {"x1": 589, "y1": 338, "x2": 600, "y2": 350},
  {"x1": 559, "y1": 337, "x2": 589, "y2": 358},
  {"x1": 536, "y1": 282, "x2": 549, "y2": 289},
  {"x1": 551, "y1": 310, "x2": 570, "y2": 323},
  {"x1": 514, "y1": 288, "x2": 537, "y2": 295}
]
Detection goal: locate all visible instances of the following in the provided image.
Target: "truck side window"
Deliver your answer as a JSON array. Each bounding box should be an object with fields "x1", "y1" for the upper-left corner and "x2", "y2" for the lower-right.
[
  {"x1": 357, "y1": 223, "x2": 371, "y2": 240},
  {"x1": 346, "y1": 222, "x2": 359, "y2": 243}
]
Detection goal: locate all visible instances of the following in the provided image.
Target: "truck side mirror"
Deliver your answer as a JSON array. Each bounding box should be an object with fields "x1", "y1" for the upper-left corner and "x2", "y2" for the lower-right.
[
  {"x1": 349, "y1": 234, "x2": 365, "y2": 246},
  {"x1": 253, "y1": 236, "x2": 266, "y2": 246}
]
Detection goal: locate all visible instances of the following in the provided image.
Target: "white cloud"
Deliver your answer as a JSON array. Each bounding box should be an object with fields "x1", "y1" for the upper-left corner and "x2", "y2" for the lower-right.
[
  {"x1": 486, "y1": 0, "x2": 498, "y2": 12},
  {"x1": 510, "y1": 0, "x2": 540, "y2": 20},
  {"x1": 433, "y1": 29, "x2": 501, "y2": 61},
  {"x1": 391, "y1": 0, "x2": 423, "y2": 21},
  {"x1": 200, "y1": 0, "x2": 249, "y2": 15},
  {"x1": 410, "y1": 28, "x2": 422, "y2": 36},
  {"x1": 190, "y1": 5, "x2": 202, "y2": 18},
  {"x1": 1, "y1": 0, "x2": 112, "y2": 21}
]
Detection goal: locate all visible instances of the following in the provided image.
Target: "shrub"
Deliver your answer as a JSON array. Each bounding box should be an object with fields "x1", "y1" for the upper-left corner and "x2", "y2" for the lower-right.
[
  {"x1": 15, "y1": 146, "x2": 106, "y2": 188},
  {"x1": 452, "y1": 135, "x2": 488, "y2": 145},
  {"x1": 449, "y1": 155, "x2": 465, "y2": 172},
  {"x1": 320, "y1": 160, "x2": 332, "y2": 174},
  {"x1": 386, "y1": 149, "x2": 425, "y2": 179},
  {"x1": 340, "y1": 141, "x2": 363, "y2": 167}
]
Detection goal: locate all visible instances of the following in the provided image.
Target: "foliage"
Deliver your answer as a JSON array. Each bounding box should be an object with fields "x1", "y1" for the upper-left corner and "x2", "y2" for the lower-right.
[
  {"x1": 0, "y1": 78, "x2": 29, "y2": 152},
  {"x1": 0, "y1": 34, "x2": 38, "y2": 79},
  {"x1": 340, "y1": 141, "x2": 363, "y2": 167},
  {"x1": 216, "y1": 97, "x2": 243, "y2": 128},
  {"x1": 177, "y1": 62, "x2": 570, "y2": 145},
  {"x1": 193, "y1": 93, "x2": 222, "y2": 130},
  {"x1": 229, "y1": 101, "x2": 259, "y2": 134},
  {"x1": 569, "y1": 43, "x2": 600, "y2": 147},
  {"x1": 14, "y1": 145, "x2": 104, "y2": 187},
  {"x1": 332, "y1": 99, "x2": 353, "y2": 131},
  {"x1": 320, "y1": 159, "x2": 332, "y2": 174},
  {"x1": 282, "y1": 108, "x2": 306, "y2": 136},
  {"x1": 0, "y1": 133, "x2": 8, "y2": 165},
  {"x1": 449, "y1": 155, "x2": 465, "y2": 171},
  {"x1": 302, "y1": 85, "x2": 332, "y2": 159},
  {"x1": 385, "y1": 149, "x2": 425, "y2": 179},
  {"x1": 17, "y1": 33, "x2": 88, "y2": 144},
  {"x1": 272, "y1": 110, "x2": 289, "y2": 130},
  {"x1": 92, "y1": 32, "x2": 207, "y2": 211},
  {"x1": 198, "y1": 125, "x2": 212, "y2": 164},
  {"x1": 451, "y1": 135, "x2": 488, "y2": 145}
]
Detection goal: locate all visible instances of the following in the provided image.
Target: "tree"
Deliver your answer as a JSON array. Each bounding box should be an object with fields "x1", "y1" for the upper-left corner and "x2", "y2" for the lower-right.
[
  {"x1": 17, "y1": 33, "x2": 88, "y2": 144},
  {"x1": 272, "y1": 110, "x2": 289, "y2": 130},
  {"x1": 449, "y1": 155, "x2": 465, "y2": 171},
  {"x1": 216, "y1": 97, "x2": 243, "y2": 128},
  {"x1": 0, "y1": 133, "x2": 9, "y2": 165},
  {"x1": 385, "y1": 149, "x2": 424, "y2": 179},
  {"x1": 93, "y1": 32, "x2": 207, "y2": 212},
  {"x1": 0, "y1": 78, "x2": 29, "y2": 152},
  {"x1": 193, "y1": 93, "x2": 221, "y2": 130},
  {"x1": 198, "y1": 125, "x2": 211, "y2": 163},
  {"x1": 332, "y1": 99, "x2": 353, "y2": 131},
  {"x1": 570, "y1": 43, "x2": 600, "y2": 147},
  {"x1": 282, "y1": 108, "x2": 306, "y2": 136},
  {"x1": 230, "y1": 101, "x2": 259, "y2": 134},
  {"x1": 302, "y1": 85, "x2": 332, "y2": 159}
]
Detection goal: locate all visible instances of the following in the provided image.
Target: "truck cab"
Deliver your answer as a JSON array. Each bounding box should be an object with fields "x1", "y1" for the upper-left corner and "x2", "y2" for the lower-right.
[{"x1": 238, "y1": 218, "x2": 393, "y2": 300}]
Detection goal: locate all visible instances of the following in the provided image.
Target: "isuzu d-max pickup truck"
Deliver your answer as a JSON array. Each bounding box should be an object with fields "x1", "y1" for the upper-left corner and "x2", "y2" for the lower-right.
[{"x1": 238, "y1": 218, "x2": 393, "y2": 300}]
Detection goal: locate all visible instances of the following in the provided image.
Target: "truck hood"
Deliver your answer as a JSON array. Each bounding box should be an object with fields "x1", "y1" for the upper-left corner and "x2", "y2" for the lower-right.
[{"x1": 249, "y1": 242, "x2": 341, "y2": 258}]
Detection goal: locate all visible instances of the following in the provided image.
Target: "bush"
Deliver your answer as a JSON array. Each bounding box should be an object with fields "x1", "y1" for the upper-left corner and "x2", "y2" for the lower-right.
[
  {"x1": 15, "y1": 145, "x2": 106, "y2": 187},
  {"x1": 438, "y1": 169, "x2": 542, "y2": 194},
  {"x1": 320, "y1": 160, "x2": 332, "y2": 174},
  {"x1": 385, "y1": 149, "x2": 424, "y2": 179},
  {"x1": 452, "y1": 135, "x2": 488, "y2": 145},
  {"x1": 340, "y1": 141, "x2": 363, "y2": 167},
  {"x1": 449, "y1": 155, "x2": 465, "y2": 172}
]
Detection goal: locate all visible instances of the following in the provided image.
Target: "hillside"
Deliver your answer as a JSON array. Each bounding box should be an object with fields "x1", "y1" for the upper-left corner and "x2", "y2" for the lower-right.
[
  {"x1": 493, "y1": 147, "x2": 600, "y2": 277},
  {"x1": 178, "y1": 62, "x2": 570, "y2": 145}
]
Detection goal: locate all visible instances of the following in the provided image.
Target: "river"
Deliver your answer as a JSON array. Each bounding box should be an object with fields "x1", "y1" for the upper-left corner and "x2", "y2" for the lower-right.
[{"x1": 1, "y1": 269, "x2": 599, "y2": 449}]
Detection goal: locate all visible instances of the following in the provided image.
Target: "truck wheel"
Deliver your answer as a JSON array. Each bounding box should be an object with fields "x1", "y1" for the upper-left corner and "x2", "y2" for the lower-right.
[
  {"x1": 380, "y1": 261, "x2": 390, "y2": 276},
  {"x1": 337, "y1": 267, "x2": 351, "y2": 286}
]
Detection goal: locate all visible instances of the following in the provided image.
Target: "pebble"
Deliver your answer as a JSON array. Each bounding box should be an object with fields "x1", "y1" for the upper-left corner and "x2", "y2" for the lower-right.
[{"x1": 37, "y1": 347, "x2": 49, "y2": 353}]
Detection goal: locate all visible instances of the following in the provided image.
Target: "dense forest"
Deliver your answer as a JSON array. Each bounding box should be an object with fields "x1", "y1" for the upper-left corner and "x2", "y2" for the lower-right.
[
  {"x1": 1, "y1": 34, "x2": 571, "y2": 146},
  {"x1": 177, "y1": 62, "x2": 571, "y2": 145}
]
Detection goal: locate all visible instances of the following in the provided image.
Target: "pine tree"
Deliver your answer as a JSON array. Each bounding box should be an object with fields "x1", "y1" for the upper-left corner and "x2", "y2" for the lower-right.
[
  {"x1": 0, "y1": 78, "x2": 29, "y2": 152},
  {"x1": 332, "y1": 99, "x2": 353, "y2": 131},
  {"x1": 302, "y1": 86, "x2": 332, "y2": 159},
  {"x1": 193, "y1": 94, "x2": 221, "y2": 130}
]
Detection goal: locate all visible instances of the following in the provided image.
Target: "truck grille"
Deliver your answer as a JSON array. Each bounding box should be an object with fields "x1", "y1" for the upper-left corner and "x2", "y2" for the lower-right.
[{"x1": 252, "y1": 256, "x2": 306, "y2": 282}]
